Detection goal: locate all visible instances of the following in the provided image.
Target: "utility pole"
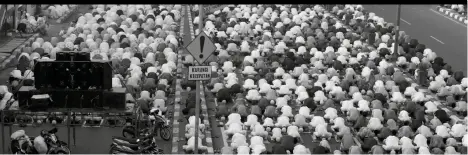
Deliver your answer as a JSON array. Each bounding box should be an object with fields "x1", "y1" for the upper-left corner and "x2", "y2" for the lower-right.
[
  {"x1": 13, "y1": 4, "x2": 17, "y2": 30},
  {"x1": 194, "y1": 4, "x2": 203, "y2": 154},
  {"x1": 393, "y1": 4, "x2": 401, "y2": 60}
]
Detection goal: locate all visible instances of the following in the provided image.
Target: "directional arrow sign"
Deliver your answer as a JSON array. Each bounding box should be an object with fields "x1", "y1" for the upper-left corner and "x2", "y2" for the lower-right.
[{"x1": 185, "y1": 31, "x2": 216, "y2": 64}]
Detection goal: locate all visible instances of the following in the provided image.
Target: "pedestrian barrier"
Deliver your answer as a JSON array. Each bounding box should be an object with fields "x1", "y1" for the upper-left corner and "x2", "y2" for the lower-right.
[{"x1": 437, "y1": 6, "x2": 468, "y2": 25}]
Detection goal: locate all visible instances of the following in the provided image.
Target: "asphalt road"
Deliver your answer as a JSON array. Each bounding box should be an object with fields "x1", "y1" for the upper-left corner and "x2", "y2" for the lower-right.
[{"x1": 363, "y1": 5, "x2": 467, "y2": 75}]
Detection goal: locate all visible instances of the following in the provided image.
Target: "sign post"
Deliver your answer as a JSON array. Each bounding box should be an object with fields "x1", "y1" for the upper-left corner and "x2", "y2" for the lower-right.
[
  {"x1": 188, "y1": 66, "x2": 212, "y2": 81},
  {"x1": 195, "y1": 4, "x2": 202, "y2": 153},
  {"x1": 186, "y1": 4, "x2": 216, "y2": 152}
]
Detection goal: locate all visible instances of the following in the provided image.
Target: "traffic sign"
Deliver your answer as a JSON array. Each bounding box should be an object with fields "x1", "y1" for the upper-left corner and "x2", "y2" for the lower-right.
[
  {"x1": 185, "y1": 31, "x2": 216, "y2": 64},
  {"x1": 188, "y1": 66, "x2": 212, "y2": 80}
]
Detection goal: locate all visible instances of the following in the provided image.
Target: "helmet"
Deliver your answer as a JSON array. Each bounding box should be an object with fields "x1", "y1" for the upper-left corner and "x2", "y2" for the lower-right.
[
  {"x1": 40, "y1": 130, "x2": 48, "y2": 137},
  {"x1": 150, "y1": 108, "x2": 160, "y2": 115}
]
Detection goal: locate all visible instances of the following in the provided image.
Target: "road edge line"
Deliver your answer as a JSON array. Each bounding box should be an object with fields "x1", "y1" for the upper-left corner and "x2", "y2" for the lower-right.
[
  {"x1": 171, "y1": 5, "x2": 185, "y2": 154},
  {"x1": 213, "y1": 99, "x2": 229, "y2": 148}
]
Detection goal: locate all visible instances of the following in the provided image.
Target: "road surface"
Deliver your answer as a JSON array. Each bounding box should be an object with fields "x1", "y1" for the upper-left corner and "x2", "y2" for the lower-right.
[{"x1": 363, "y1": 5, "x2": 467, "y2": 75}]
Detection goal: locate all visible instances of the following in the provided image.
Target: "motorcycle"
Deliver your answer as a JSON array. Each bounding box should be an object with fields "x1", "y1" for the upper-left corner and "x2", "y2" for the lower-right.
[
  {"x1": 11, "y1": 128, "x2": 71, "y2": 154},
  {"x1": 109, "y1": 134, "x2": 164, "y2": 154},
  {"x1": 122, "y1": 113, "x2": 172, "y2": 141}
]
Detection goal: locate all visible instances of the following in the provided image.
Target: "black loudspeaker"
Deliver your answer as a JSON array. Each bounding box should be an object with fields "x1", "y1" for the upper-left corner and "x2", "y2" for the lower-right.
[
  {"x1": 17, "y1": 86, "x2": 34, "y2": 108},
  {"x1": 102, "y1": 88, "x2": 127, "y2": 110},
  {"x1": 76, "y1": 62, "x2": 91, "y2": 90},
  {"x1": 56, "y1": 52, "x2": 69, "y2": 61},
  {"x1": 68, "y1": 52, "x2": 77, "y2": 61},
  {"x1": 46, "y1": 90, "x2": 103, "y2": 109},
  {"x1": 76, "y1": 52, "x2": 90, "y2": 61},
  {"x1": 79, "y1": 90, "x2": 103, "y2": 109},
  {"x1": 34, "y1": 60, "x2": 112, "y2": 90},
  {"x1": 90, "y1": 60, "x2": 112, "y2": 90},
  {"x1": 56, "y1": 51, "x2": 89, "y2": 61},
  {"x1": 53, "y1": 61, "x2": 70, "y2": 89},
  {"x1": 34, "y1": 61, "x2": 54, "y2": 89}
]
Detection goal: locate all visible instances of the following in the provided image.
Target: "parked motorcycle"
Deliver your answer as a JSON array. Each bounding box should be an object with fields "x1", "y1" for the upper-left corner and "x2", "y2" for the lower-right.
[
  {"x1": 122, "y1": 112, "x2": 172, "y2": 141},
  {"x1": 11, "y1": 128, "x2": 71, "y2": 154},
  {"x1": 109, "y1": 134, "x2": 164, "y2": 154}
]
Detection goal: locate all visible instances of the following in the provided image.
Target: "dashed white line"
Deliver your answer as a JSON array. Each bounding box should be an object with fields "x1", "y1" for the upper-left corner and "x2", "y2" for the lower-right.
[
  {"x1": 400, "y1": 18, "x2": 411, "y2": 25},
  {"x1": 430, "y1": 36, "x2": 445, "y2": 44},
  {"x1": 376, "y1": 6, "x2": 385, "y2": 10},
  {"x1": 430, "y1": 8, "x2": 467, "y2": 27},
  {"x1": 213, "y1": 99, "x2": 229, "y2": 147}
]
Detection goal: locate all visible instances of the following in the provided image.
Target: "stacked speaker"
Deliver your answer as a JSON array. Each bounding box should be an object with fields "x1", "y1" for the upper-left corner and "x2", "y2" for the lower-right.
[
  {"x1": 34, "y1": 52, "x2": 112, "y2": 90},
  {"x1": 20, "y1": 51, "x2": 126, "y2": 110},
  {"x1": 34, "y1": 60, "x2": 112, "y2": 90}
]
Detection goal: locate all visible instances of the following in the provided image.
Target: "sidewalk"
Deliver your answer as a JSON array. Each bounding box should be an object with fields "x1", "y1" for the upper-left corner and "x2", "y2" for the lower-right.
[
  {"x1": 436, "y1": 6, "x2": 468, "y2": 25},
  {"x1": 0, "y1": 33, "x2": 36, "y2": 71},
  {"x1": 0, "y1": 5, "x2": 91, "y2": 85}
]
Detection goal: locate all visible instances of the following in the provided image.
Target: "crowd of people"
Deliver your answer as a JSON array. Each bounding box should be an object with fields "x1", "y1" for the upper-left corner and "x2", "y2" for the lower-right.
[
  {"x1": 0, "y1": 4, "x2": 467, "y2": 154},
  {"x1": 442, "y1": 4, "x2": 467, "y2": 16},
  {"x1": 1, "y1": 4, "x2": 182, "y2": 130},
  {"x1": 188, "y1": 4, "x2": 467, "y2": 154}
]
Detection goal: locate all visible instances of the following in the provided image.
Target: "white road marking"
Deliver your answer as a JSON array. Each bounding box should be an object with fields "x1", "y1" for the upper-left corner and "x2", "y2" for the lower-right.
[
  {"x1": 430, "y1": 36, "x2": 445, "y2": 44},
  {"x1": 214, "y1": 99, "x2": 229, "y2": 147},
  {"x1": 376, "y1": 6, "x2": 385, "y2": 10},
  {"x1": 430, "y1": 8, "x2": 467, "y2": 27},
  {"x1": 400, "y1": 18, "x2": 412, "y2": 25}
]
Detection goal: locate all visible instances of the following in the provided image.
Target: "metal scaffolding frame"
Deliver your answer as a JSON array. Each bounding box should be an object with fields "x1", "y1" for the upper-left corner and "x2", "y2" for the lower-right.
[{"x1": 0, "y1": 105, "x2": 140, "y2": 153}]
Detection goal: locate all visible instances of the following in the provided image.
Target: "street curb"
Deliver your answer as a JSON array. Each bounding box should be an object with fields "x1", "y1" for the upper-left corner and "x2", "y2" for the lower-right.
[
  {"x1": 56, "y1": 5, "x2": 78, "y2": 23},
  {"x1": 437, "y1": 6, "x2": 468, "y2": 25},
  {"x1": 0, "y1": 33, "x2": 40, "y2": 70}
]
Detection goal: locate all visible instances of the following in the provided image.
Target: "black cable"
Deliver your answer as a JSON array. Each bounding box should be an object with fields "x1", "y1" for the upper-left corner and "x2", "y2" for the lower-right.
[
  {"x1": 80, "y1": 94, "x2": 84, "y2": 109},
  {"x1": 63, "y1": 94, "x2": 68, "y2": 108},
  {"x1": 90, "y1": 94, "x2": 101, "y2": 109}
]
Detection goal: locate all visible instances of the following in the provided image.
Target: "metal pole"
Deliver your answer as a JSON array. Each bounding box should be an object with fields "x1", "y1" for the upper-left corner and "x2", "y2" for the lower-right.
[
  {"x1": 393, "y1": 5, "x2": 401, "y2": 59},
  {"x1": 1, "y1": 111, "x2": 4, "y2": 153},
  {"x1": 67, "y1": 110, "x2": 71, "y2": 150},
  {"x1": 135, "y1": 109, "x2": 139, "y2": 138},
  {"x1": 13, "y1": 5, "x2": 17, "y2": 30},
  {"x1": 73, "y1": 114, "x2": 76, "y2": 146},
  {"x1": 194, "y1": 80, "x2": 200, "y2": 153},
  {"x1": 194, "y1": 4, "x2": 203, "y2": 154}
]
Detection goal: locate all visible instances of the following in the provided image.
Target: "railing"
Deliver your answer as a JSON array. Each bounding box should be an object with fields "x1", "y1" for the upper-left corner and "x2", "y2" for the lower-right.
[{"x1": 0, "y1": 108, "x2": 137, "y2": 153}]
